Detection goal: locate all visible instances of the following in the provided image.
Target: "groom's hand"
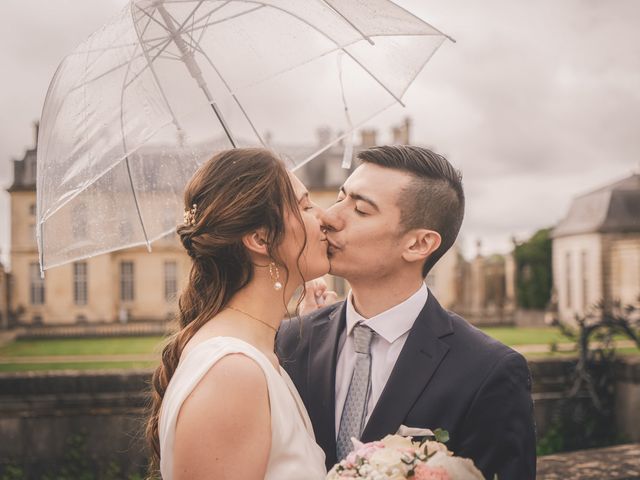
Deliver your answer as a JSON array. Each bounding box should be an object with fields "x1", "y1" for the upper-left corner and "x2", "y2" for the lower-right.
[{"x1": 301, "y1": 278, "x2": 339, "y2": 315}]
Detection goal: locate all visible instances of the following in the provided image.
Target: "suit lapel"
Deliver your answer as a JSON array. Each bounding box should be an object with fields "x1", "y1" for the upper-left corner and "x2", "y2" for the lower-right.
[
  {"x1": 361, "y1": 292, "x2": 453, "y2": 443},
  {"x1": 307, "y1": 301, "x2": 346, "y2": 467}
]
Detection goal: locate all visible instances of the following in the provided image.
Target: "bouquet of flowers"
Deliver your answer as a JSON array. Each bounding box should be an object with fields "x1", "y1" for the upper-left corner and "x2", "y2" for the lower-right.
[{"x1": 327, "y1": 430, "x2": 484, "y2": 480}]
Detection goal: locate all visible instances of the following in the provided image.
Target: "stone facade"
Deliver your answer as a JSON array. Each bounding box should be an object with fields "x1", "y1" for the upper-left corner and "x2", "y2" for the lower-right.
[
  {"x1": 0, "y1": 262, "x2": 9, "y2": 329},
  {"x1": 7, "y1": 124, "x2": 190, "y2": 325},
  {"x1": 452, "y1": 241, "x2": 517, "y2": 325},
  {"x1": 552, "y1": 174, "x2": 640, "y2": 322}
]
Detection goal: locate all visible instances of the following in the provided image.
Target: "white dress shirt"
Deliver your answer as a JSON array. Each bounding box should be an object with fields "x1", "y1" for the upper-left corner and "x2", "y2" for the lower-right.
[{"x1": 334, "y1": 283, "x2": 429, "y2": 438}]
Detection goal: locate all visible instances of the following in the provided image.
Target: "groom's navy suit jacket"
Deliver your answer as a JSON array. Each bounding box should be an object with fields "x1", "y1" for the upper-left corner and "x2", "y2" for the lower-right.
[{"x1": 276, "y1": 291, "x2": 537, "y2": 480}]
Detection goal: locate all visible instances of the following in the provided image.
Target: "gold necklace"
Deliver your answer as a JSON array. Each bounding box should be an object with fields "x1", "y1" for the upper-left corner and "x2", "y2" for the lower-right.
[{"x1": 226, "y1": 305, "x2": 277, "y2": 333}]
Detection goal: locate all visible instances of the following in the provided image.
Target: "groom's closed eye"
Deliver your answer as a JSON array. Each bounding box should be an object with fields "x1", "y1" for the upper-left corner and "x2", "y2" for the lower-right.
[{"x1": 336, "y1": 187, "x2": 380, "y2": 214}]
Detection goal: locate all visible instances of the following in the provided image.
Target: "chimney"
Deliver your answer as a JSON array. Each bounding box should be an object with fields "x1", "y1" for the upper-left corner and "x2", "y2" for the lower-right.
[
  {"x1": 391, "y1": 117, "x2": 412, "y2": 144},
  {"x1": 392, "y1": 126, "x2": 403, "y2": 144},
  {"x1": 33, "y1": 121, "x2": 40, "y2": 148},
  {"x1": 403, "y1": 117, "x2": 411, "y2": 144},
  {"x1": 475, "y1": 238, "x2": 483, "y2": 258},
  {"x1": 360, "y1": 128, "x2": 377, "y2": 147}
]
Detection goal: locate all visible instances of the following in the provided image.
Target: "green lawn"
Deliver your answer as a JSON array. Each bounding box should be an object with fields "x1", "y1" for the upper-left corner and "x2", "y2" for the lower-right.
[
  {"x1": 0, "y1": 336, "x2": 165, "y2": 357},
  {"x1": 0, "y1": 328, "x2": 637, "y2": 373},
  {"x1": 481, "y1": 327, "x2": 567, "y2": 345},
  {"x1": 0, "y1": 361, "x2": 157, "y2": 372},
  {"x1": 0, "y1": 328, "x2": 567, "y2": 357}
]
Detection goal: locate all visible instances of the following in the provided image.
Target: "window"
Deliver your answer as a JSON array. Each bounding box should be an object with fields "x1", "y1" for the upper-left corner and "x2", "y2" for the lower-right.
[
  {"x1": 29, "y1": 262, "x2": 45, "y2": 305},
  {"x1": 73, "y1": 262, "x2": 88, "y2": 305},
  {"x1": 565, "y1": 252, "x2": 572, "y2": 310},
  {"x1": 164, "y1": 261, "x2": 178, "y2": 302},
  {"x1": 72, "y1": 204, "x2": 88, "y2": 240},
  {"x1": 581, "y1": 251, "x2": 589, "y2": 310},
  {"x1": 120, "y1": 261, "x2": 134, "y2": 301}
]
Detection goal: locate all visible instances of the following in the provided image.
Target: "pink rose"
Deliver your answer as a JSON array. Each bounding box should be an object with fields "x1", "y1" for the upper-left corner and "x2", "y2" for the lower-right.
[
  {"x1": 414, "y1": 464, "x2": 451, "y2": 480},
  {"x1": 352, "y1": 440, "x2": 384, "y2": 460}
]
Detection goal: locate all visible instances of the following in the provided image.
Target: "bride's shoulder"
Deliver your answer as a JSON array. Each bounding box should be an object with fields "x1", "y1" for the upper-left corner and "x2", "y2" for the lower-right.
[
  {"x1": 196, "y1": 352, "x2": 267, "y2": 394},
  {"x1": 180, "y1": 352, "x2": 269, "y2": 419},
  {"x1": 172, "y1": 353, "x2": 272, "y2": 474}
]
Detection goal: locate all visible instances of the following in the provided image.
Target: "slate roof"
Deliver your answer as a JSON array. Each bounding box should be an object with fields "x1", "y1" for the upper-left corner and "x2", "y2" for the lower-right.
[{"x1": 552, "y1": 173, "x2": 640, "y2": 238}]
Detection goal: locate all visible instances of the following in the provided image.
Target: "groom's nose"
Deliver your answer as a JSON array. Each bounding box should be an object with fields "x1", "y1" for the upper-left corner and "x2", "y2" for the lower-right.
[{"x1": 320, "y1": 203, "x2": 344, "y2": 233}]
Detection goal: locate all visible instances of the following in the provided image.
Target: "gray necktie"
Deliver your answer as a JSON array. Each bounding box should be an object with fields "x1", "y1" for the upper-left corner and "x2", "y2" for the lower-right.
[{"x1": 336, "y1": 323, "x2": 374, "y2": 460}]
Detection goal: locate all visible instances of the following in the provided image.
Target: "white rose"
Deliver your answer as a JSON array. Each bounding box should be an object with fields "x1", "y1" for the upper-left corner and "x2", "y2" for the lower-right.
[
  {"x1": 368, "y1": 445, "x2": 405, "y2": 470},
  {"x1": 423, "y1": 440, "x2": 450, "y2": 455},
  {"x1": 380, "y1": 434, "x2": 416, "y2": 451},
  {"x1": 426, "y1": 451, "x2": 485, "y2": 480}
]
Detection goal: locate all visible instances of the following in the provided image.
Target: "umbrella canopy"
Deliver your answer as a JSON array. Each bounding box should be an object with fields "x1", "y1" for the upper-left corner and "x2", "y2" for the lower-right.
[{"x1": 37, "y1": 0, "x2": 450, "y2": 271}]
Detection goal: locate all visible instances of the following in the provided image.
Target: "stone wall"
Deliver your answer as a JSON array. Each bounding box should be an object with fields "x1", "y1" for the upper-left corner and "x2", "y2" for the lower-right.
[
  {"x1": 0, "y1": 370, "x2": 150, "y2": 478},
  {"x1": 1, "y1": 357, "x2": 639, "y2": 477}
]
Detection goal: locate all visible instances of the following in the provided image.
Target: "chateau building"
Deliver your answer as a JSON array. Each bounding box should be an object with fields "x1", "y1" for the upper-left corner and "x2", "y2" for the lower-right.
[
  {"x1": 7, "y1": 123, "x2": 190, "y2": 325},
  {"x1": 552, "y1": 173, "x2": 640, "y2": 322},
  {"x1": 0, "y1": 260, "x2": 9, "y2": 329}
]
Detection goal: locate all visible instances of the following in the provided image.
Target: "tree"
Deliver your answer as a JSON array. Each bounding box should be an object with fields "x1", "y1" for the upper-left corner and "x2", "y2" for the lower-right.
[{"x1": 514, "y1": 228, "x2": 552, "y2": 309}]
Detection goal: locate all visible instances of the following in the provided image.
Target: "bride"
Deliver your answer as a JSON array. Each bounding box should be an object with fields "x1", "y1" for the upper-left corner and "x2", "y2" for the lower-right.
[{"x1": 146, "y1": 148, "x2": 330, "y2": 479}]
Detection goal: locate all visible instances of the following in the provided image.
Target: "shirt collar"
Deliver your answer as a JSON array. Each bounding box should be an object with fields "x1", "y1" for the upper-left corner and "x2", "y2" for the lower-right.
[{"x1": 345, "y1": 283, "x2": 429, "y2": 344}]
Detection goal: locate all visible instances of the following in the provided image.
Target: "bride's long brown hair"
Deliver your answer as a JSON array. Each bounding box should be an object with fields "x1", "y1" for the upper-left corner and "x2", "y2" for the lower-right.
[{"x1": 145, "y1": 148, "x2": 305, "y2": 476}]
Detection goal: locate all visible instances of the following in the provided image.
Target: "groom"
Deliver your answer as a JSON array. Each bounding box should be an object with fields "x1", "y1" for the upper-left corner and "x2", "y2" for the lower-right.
[{"x1": 277, "y1": 145, "x2": 536, "y2": 480}]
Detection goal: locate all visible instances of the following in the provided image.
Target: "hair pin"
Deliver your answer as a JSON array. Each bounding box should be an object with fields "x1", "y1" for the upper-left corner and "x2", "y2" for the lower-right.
[{"x1": 183, "y1": 203, "x2": 197, "y2": 226}]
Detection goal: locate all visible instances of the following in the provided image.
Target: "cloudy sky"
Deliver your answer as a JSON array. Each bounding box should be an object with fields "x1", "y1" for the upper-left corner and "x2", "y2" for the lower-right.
[{"x1": 1, "y1": 0, "x2": 639, "y2": 266}]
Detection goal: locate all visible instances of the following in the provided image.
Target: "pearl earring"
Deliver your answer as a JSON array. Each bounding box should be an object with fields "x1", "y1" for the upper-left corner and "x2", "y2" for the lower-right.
[{"x1": 269, "y1": 262, "x2": 283, "y2": 291}]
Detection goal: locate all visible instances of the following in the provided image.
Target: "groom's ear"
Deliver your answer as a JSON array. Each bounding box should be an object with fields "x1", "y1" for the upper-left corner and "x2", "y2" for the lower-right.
[
  {"x1": 401, "y1": 229, "x2": 441, "y2": 265},
  {"x1": 242, "y1": 228, "x2": 270, "y2": 257}
]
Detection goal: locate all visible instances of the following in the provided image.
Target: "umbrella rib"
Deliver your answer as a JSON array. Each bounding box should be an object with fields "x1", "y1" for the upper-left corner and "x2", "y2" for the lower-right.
[
  {"x1": 154, "y1": 1, "x2": 238, "y2": 148},
  {"x1": 386, "y1": 0, "x2": 456, "y2": 43},
  {"x1": 121, "y1": 37, "x2": 176, "y2": 90},
  {"x1": 135, "y1": 4, "x2": 174, "y2": 35},
  {"x1": 66, "y1": 2, "x2": 156, "y2": 86},
  {"x1": 38, "y1": 114, "x2": 179, "y2": 225},
  {"x1": 66, "y1": 11, "x2": 157, "y2": 93},
  {"x1": 67, "y1": 52, "x2": 148, "y2": 94},
  {"x1": 317, "y1": 0, "x2": 375, "y2": 46},
  {"x1": 395, "y1": 35, "x2": 446, "y2": 100},
  {"x1": 182, "y1": 5, "x2": 267, "y2": 37},
  {"x1": 70, "y1": 42, "x2": 140, "y2": 55},
  {"x1": 195, "y1": 10, "x2": 214, "y2": 45},
  {"x1": 119, "y1": 39, "x2": 153, "y2": 252},
  {"x1": 238, "y1": 1, "x2": 407, "y2": 107},
  {"x1": 130, "y1": 2, "x2": 186, "y2": 140},
  {"x1": 341, "y1": 48, "x2": 405, "y2": 107},
  {"x1": 194, "y1": 3, "x2": 225, "y2": 45},
  {"x1": 140, "y1": 1, "x2": 233, "y2": 44},
  {"x1": 183, "y1": 31, "x2": 266, "y2": 146}
]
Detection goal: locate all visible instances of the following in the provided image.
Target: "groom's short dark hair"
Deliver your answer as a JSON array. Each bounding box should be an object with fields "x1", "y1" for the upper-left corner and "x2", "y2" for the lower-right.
[{"x1": 357, "y1": 145, "x2": 464, "y2": 276}]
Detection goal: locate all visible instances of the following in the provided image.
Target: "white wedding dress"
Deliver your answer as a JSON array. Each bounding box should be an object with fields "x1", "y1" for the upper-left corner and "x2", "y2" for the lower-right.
[{"x1": 158, "y1": 336, "x2": 327, "y2": 479}]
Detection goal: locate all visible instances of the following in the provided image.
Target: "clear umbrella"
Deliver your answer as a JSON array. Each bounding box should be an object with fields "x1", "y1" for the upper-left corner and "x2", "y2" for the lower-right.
[{"x1": 37, "y1": 0, "x2": 451, "y2": 272}]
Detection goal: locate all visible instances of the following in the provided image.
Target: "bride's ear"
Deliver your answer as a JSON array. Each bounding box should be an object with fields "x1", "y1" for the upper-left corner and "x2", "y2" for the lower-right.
[{"x1": 242, "y1": 228, "x2": 270, "y2": 257}]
